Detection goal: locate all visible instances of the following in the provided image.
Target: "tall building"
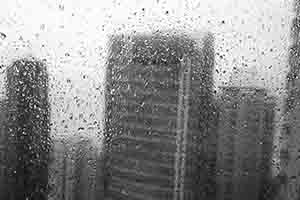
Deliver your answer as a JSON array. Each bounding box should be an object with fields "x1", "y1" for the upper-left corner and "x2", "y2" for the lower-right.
[
  {"x1": 48, "y1": 136, "x2": 98, "y2": 200},
  {"x1": 102, "y1": 32, "x2": 218, "y2": 200},
  {"x1": 216, "y1": 86, "x2": 276, "y2": 200},
  {"x1": 48, "y1": 138, "x2": 67, "y2": 200},
  {"x1": 284, "y1": 0, "x2": 300, "y2": 199},
  {"x1": 5, "y1": 58, "x2": 51, "y2": 200},
  {"x1": 69, "y1": 136, "x2": 97, "y2": 200},
  {"x1": 286, "y1": 0, "x2": 300, "y2": 112},
  {"x1": 0, "y1": 99, "x2": 9, "y2": 199}
]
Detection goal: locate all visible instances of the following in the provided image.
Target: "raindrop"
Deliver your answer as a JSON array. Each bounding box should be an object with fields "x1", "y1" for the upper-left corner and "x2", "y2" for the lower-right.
[
  {"x1": 59, "y1": 4, "x2": 64, "y2": 11},
  {"x1": 40, "y1": 24, "x2": 45, "y2": 30},
  {"x1": 0, "y1": 32, "x2": 6, "y2": 40}
]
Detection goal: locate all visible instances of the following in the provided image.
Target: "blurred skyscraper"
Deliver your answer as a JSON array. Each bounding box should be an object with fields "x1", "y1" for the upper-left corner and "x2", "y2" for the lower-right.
[
  {"x1": 0, "y1": 99, "x2": 9, "y2": 199},
  {"x1": 68, "y1": 136, "x2": 97, "y2": 200},
  {"x1": 216, "y1": 86, "x2": 275, "y2": 200},
  {"x1": 6, "y1": 58, "x2": 51, "y2": 200},
  {"x1": 48, "y1": 136, "x2": 98, "y2": 200},
  {"x1": 48, "y1": 138, "x2": 67, "y2": 200},
  {"x1": 284, "y1": 0, "x2": 300, "y2": 199},
  {"x1": 102, "y1": 32, "x2": 218, "y2": 200}
]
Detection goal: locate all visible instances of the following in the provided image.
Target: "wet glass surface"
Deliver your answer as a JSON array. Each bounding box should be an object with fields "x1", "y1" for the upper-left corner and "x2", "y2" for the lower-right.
[{"x1": 0, "y1": 0, "x2": 297, "y2": 200}]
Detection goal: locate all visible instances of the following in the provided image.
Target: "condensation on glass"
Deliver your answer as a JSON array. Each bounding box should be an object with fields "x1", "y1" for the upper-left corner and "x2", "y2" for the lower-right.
[{"x1": 0, "y1": 1, "x2": 300, "y2": 200}]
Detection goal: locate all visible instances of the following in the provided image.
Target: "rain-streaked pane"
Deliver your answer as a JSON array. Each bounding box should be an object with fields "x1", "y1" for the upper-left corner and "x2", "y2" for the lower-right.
[{"x1": 0, "y1": 0, "x2": 297, "y2": 200}]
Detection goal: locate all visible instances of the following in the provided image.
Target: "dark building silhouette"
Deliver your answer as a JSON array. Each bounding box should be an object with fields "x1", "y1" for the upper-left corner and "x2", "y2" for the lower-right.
[
  {"x1": 65, "y1": 136, "x2": 97, "y2": 200},
  {"x1": 6, "y1": 58, "x2": 51, "y2": 200},
  {"x1": 48, "y1": 136, "x2": 98, "y2": 200},
  {"x1": 101, "y1": 32, "x2": 218, "y2": 200},
  {"x1": 284, "y1": 0, "x2": 300, "y2": 199},
  {"x1": 286, "y1": 0, "x2": 300, "y2": 112},
  {"x1": 216, "y1": 86, "x2": 275, "y2": 200},
  {"x1": 48, "y1": 138, "x2": 66, "y2": 200},
  {"x1": 0, "y1": 99, "x2": 9, "y2": 199}
]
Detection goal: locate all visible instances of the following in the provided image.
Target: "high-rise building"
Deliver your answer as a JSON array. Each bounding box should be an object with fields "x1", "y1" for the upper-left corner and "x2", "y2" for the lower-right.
[
  {"x1": 286, "y1": 0, "x2": 300, "y2": 112},
  {"x1": 63, "y1": 136, "x2": 98, "y2": 200},
  {"x1": 6, "y1": 58, "x2": 51, "y2": 200},
  {"x1": 64, "y1": 139, "x2": 76, "y2": 200},
  {"x1": 281, "y1": 0, "x2": 300, "y2": 199},
  {"x1": 216, "y1": 86, "x2": 276, "y2": 200},
  {"x1": 48, "y1": 136, "x2": 98, "y2": 200},
  {"x1": 284, "y1": 0, "x2": 300, "y2": 199},
  {"x1": 0, "y1": 99, "x2": 9, "y2": 199},
  {"x1": 48, "y1": 138, "x2": 67, "y2": 200},
  {"x1": 102, "y1": 32, "x2": 218, "y2": 200},
  {"x1": 71, "y1": 137, "x2": 97, "y2": 200}
]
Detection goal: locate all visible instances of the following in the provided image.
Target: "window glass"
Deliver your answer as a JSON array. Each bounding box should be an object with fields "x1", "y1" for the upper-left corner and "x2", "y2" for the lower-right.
[{"x1": 0, "y1": 0, "x2": 296, "y2": 200}]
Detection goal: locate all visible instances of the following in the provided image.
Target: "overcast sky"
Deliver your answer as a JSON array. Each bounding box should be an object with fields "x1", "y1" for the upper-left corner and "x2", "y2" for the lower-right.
[{"x1": 0, "y1": 0, "x2": 294, "y2": 90}]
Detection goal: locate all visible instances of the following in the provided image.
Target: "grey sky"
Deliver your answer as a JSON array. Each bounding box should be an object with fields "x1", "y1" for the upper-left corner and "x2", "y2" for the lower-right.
[{"x1": 0, "y1": 0, "x2": 293, "y2": 92}]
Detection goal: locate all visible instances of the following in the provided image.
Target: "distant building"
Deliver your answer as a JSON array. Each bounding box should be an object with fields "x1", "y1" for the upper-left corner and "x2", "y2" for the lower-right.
[
  {"x1": 103, "y1": 32, "x2": 218, "y2": 200},
  {"x1": 71, "y1": 137, "x2": 97, "y2": 200},
  {"x1": 284, "y1": 0, "x2": 300, "y2": 199},
  {"x1": 216, "y1": 86, "x2": 276, "y2": 200},
  {"x1": 48, "y1": 138, "x2": 67, "y2": 200},
  {"x1": 48, "y1": 136, "x2": 98, "y2": 200},
  {"x1": 0, "y1": 99, "x2": 9, "y2": 199},
  {"x1": 64, "y1": 138, "x2": 77, "y2": 200},
  {"x1": 278, "y1": 122, "x2": 289, "y2": 182},
  {"x1": 6, "y1": 58, "x2": 50, "y2": 200}
]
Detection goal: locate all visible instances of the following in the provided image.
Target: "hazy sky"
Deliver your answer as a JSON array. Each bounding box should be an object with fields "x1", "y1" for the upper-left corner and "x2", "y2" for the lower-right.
[
  {"x1": 0, "y1": 0, "x2": 294, "y2": 142},
  {"x1": 0, "y1": 0, "x2": 294, "y2": 89}
]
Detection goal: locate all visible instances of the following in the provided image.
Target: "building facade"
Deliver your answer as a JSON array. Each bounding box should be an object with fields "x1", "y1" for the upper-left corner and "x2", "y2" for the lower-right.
[
  {"x1": 216, "y1": 86, "x2": 276, "y2": 200},
  {"x1": 48, "y1": 138, "x2": 67, "y2": 200},
  {"x1": 5, "y1": 58, "x2": 51, "y2": 200},
  {"x1": 284, "y1": 0, "x2": 300, "y2": 199},
  {"x1": 69, "y1": 136, "x2": 98, "y2": 200},
  {"x1": 103, "y1": 32, "x2": 218, "y2": 200},
  {"x1": 0, "y1": 99, "x2": 9, "y2": 199},
  {"x1": 48, "y1": 136, "x2": 98, "y2": 200}
]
